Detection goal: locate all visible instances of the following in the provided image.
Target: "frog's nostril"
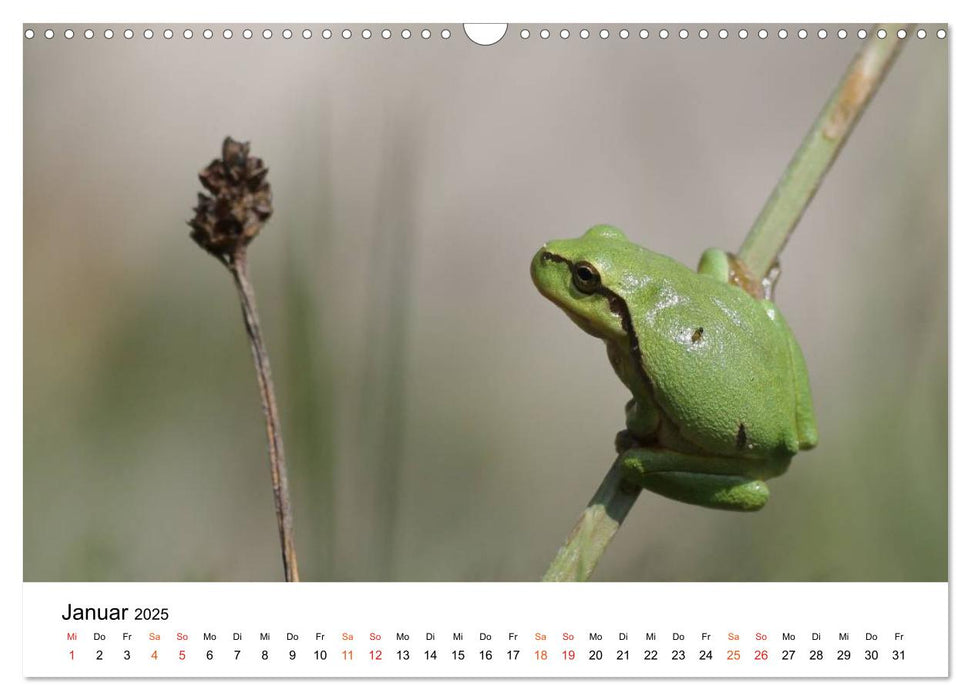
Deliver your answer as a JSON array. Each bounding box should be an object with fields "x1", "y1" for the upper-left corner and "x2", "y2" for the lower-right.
[{"x1": 541, "y1": 251, "x2": 554, "y2": 262}]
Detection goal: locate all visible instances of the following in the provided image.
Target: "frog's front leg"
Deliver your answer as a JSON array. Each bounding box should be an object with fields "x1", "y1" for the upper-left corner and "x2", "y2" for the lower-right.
[
  {"x1": 697, "y1": 248, "x2": 764, "y2": 300},
  {"x1": 619, "y1": 447, "x2": 775, "y2": 512},
  {"x1": 697, "y1": 247, "x2": 732, "y2": 282},
  {"x1": 624, "y1": 398, "x2": 660, "y2": 443}
]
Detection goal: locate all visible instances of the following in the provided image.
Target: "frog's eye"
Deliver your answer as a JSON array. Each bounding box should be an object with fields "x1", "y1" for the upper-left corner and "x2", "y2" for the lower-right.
[{"x1": 572, "y1": 262, "x2": 601, "y2": 294}]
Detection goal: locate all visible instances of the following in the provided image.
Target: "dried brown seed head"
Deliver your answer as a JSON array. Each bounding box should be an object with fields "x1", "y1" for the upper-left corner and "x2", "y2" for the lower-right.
[{"x1": 189, "y1": 136, "x2": 273, "y2": 261}]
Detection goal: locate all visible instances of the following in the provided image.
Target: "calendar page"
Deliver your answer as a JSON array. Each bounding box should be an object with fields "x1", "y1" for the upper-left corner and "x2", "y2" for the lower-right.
[{"x1": 18, "y1": 3, "x2": 953, "y2": 690}]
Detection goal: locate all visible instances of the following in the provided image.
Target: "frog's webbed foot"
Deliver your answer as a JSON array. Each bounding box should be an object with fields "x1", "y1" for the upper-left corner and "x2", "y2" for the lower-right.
[{"x1": 618, "y1": 447, "x2": 770, "y2": 512}]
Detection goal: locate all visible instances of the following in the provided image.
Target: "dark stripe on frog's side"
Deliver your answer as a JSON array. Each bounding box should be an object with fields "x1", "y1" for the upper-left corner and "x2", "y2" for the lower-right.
[
  {"x1": 541, "y1": 251, "x2": 656, "y2": 412},
  {"x1": 605, "y1": 280, "x2": 757, "y2": 456}
]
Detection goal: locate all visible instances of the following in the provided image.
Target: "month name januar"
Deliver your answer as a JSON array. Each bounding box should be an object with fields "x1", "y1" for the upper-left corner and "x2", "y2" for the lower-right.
[{"x1": 61, "y1": 604, "x2": 128, "y2": 621}]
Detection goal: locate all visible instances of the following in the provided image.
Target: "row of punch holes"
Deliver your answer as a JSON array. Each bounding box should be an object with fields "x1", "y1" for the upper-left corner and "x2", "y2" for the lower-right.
[{"x1": 23, "y1": 25, "x2": 948, "y2": 43}]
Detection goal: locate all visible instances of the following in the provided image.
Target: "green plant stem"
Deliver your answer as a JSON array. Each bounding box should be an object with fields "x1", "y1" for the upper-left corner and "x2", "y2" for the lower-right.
[
  {"x1": 738, "y1": 24, "x2": 911, "y2": 279},
  {"x1": 542, "y1": 457, "x2": 640, "y2": 582},
  {"x1": 230, "y1": 250, "x2": 300, "y2": 582},
  {"x1": 541, "y1": 23, "x2": 910, "y2": 582}
]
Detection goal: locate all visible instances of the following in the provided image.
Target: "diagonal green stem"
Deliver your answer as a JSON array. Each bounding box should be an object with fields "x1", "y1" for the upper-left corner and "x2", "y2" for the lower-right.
[
  {"x1": 541, "y1": 24, "x2": 910, "y2": 582},
  {"x1": 542, "y1": 457, "x2": 641, "y2": 582},
  {"x1": 738, "y1": 24, "x2": 911, "y2": 279}
]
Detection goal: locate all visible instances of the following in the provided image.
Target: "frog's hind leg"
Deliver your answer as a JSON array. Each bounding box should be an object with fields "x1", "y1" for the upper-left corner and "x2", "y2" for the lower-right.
[
  {"x1": 784, "y1": 325, "x2": 818, "y2": 450},
  {"x1": 762, "y1": 299, "x2": 818, "y2": 450},
  {"x1": 619, "y1": 447, "x2": 772, "y2": 512}
]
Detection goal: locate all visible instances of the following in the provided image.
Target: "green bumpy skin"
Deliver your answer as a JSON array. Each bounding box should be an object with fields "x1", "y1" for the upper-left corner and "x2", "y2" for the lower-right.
[{"x1": 531, "y1": 225, "x2": 817, "y2": 512}]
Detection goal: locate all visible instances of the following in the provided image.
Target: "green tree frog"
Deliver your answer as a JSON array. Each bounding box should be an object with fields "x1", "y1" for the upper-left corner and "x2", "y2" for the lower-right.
[{"x1": 531, "y1": 225, "x2": 817, "y2": 511}]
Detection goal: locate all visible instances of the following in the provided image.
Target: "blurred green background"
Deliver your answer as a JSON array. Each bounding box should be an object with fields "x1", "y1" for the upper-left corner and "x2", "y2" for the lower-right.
[{"x1": 24, "y1": 24, "x2": 947, "y2": 581}]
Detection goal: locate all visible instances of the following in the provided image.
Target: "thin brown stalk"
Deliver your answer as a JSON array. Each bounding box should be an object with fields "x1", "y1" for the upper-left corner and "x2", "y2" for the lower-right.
[
  {"x1": 189, "y1": 137, "x2": 301, "y2": 582},
  {"x1": 229, "y1": 250, "x2": 300, "y2": 582}
]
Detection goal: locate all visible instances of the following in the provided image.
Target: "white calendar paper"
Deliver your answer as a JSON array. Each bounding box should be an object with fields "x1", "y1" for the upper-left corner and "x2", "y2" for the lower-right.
[{"x1": 23, "y1": 582, "x2": 949, "y2": 677}]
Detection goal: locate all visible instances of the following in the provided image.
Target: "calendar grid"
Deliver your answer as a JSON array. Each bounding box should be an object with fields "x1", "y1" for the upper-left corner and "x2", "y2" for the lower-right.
[{"x1": 23, "y1": 582, "x2": 948, "y2": 678}]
